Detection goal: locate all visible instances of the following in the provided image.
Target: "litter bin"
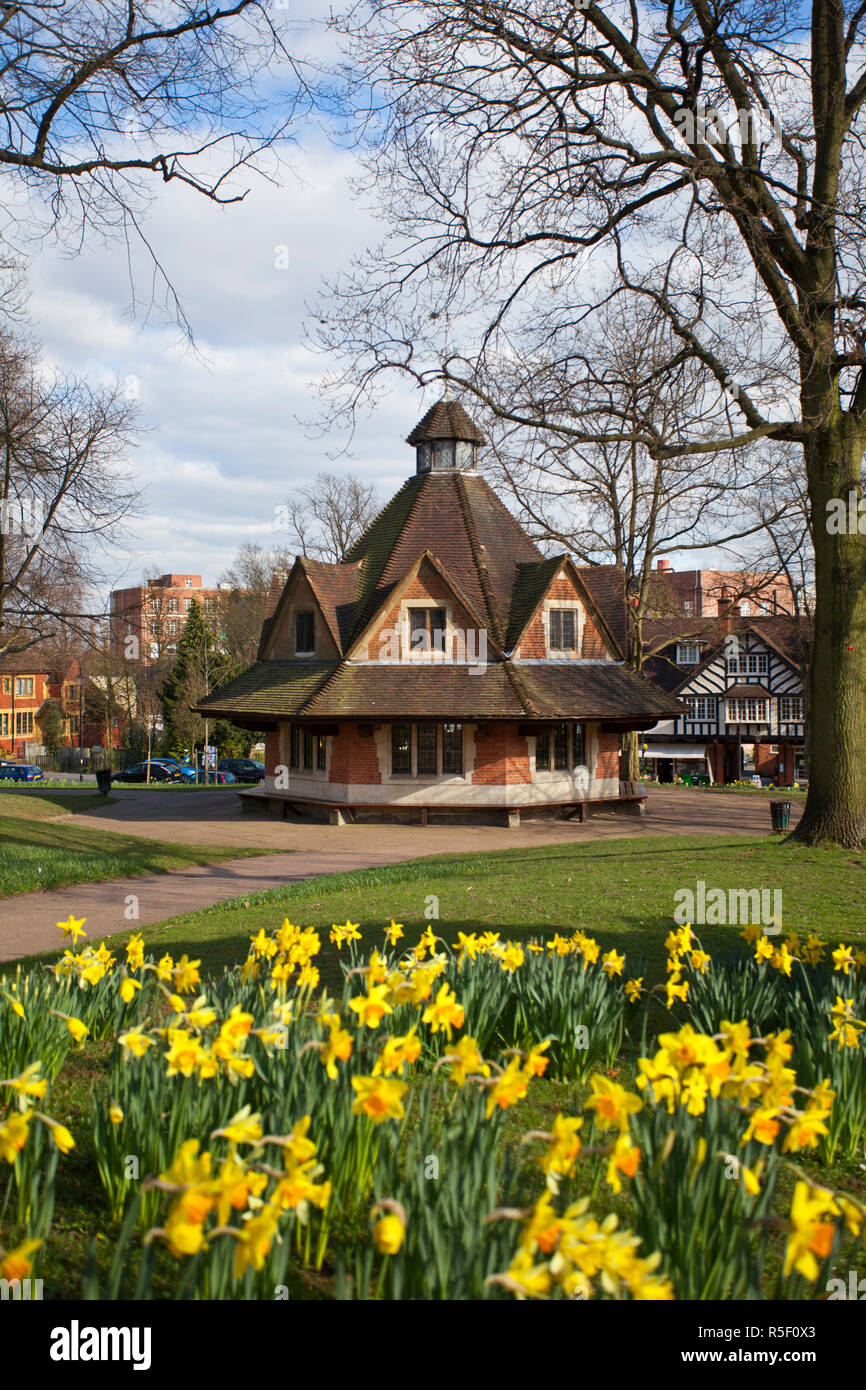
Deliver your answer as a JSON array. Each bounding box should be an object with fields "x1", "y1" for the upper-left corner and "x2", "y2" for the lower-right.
[
  {"x1": 769, "y1": 800, "x2": 791, "y2": 832},
  {"x1": 95, "y1": 768, "x2": 112, "y2": 797}
]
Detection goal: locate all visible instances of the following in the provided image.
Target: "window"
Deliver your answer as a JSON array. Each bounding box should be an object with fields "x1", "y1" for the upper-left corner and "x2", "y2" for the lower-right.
[
  {"x1": 686, "y1": 696, "x2": 713, "y2": 721},
  {"x1": 417, "y1": 722, "x2": 438, "y2": 774},
  {"x1": 572, "y1": 724, "x2": 586, "y2": 768},
  {"x1": 184, "y1": 598, "x2": 192, "y2": 611},
  {"x1": 535, "y1": 731, "x2": 550, "y2": 771},
  {"x1": 295, "y1": 611, "x2": 315, "y2": 653},
  {"x1": 728, "y1": 652, "x2": 768, "y2": 676},
  {"x1": 391, "y1": 722, "x2": 412, "y2": 774},
  {"x1": 1, "y1": 678, "x2": 8, "y2": 694},
  {"x1": 553, "y1": 722, "x2": 568, "y2": 770},
  {"x1": 14, "y1": 677, "x2": 34, "y2": 696},
  {"x1": 677, "y1": 643, "x2": 701, "y2": 665},
  {"x1": 390, "y1": 722, "x2": 463, "y2": 776},
  {"x1": 290, "y1": 726, "x2": 300, "y2": 768},
  {"x1": 549, "y1": 609, "x2": 577, "y2": 651},
  {"x1": 167, "y1": 597, "x2": 178, "y2": 613},
  {"x1": 740, "y1": 601, "x2": 750, "y2": 616},
  {"x1": 67, "y1": 714, "x2": 80, "y2": 735},
  {"x1": 316, "y1": 734, "x2": 327, "y2": 772},
  {"x1": 779, "y1": 696, "x2": 804, "y2": 722},
  {"x1": 535, "y1": 723, "x2": 587, "y2": 775},
  {"x1": 185, "y1": 578, "x2": 192, "y2": 588},
  {"x1": 726, "y1": 698, "x2": 768, "y2": 723},
  {"x1": 0, "y1": 713, "x2": 7, "y2": 734},
  {"x1": 67, "y1": 684, "x2": 79, "y2": 701},
  {"x1": 303, "y1": 731, "x2": 314, "y2": 770},
  {"x1": 15, "y1": 711, "x2": 33, "y2": 735},
  {"x1": 442, "y1": 723, "x2": 463, "y2": 775},
  {"x1": 205, "y1": 596, "x2": 218, "y2": 614},
  {"x1": 408, "y1": 607, "x2": 446, "y2": 653},
  {"x1": 167, "y1": 620, "x2": 179, "y2": 637}
]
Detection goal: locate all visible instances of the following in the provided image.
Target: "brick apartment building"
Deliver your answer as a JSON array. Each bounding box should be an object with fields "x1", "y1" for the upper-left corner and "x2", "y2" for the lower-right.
[
  {"x1": 648, "y1": 560, "x2": 797, "y2": 617},
  {"x1": 0, "y1": 659, "x2": 123, "y2": 761},
  {"x1": 110, "y1": 574, "x2": 230, "y2": 663}
]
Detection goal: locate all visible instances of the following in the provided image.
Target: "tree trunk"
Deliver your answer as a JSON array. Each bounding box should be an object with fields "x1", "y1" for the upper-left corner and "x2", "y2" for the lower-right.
[
  {"x1": 788, "y1": 423, "x2": 866, "y2": 847},
  {"x1": 622, "y1": 728, "x2": 641, "y2": 780}
]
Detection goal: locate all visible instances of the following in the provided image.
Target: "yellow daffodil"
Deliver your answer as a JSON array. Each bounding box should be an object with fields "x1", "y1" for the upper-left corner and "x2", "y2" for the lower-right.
[
  {"x1": 584, "y1": 1075, "x2": 642, "y2": 1132},
  {"x1": 57, "y1": 914, "x2": 87, "y2": 944},
  {"x1": 384, "y1": 919, "x2": 404, "y2": 947},
  {"x1": 602, "y1": 949, "x2": 625, "y2": 979},
  {"x1": 351, "y1": 1074, "x2": 407, "y2": 1123}
]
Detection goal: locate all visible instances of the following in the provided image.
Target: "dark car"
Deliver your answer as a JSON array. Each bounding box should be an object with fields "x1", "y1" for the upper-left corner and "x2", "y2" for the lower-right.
[
  {"x1": 217, "y1": 758, "x2": 265, "y2": 784},
  {"x1": 112, "y1": 761, "x2": 187, "y2": 784},
  {"x1": 0, "y1": 763, "x2": 44, "y2": 782}
]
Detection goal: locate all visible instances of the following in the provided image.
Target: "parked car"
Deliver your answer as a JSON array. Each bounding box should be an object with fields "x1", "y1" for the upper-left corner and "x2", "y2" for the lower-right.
[
  {"x1": 112, "y1": 761, "x2": 191, "y2": 784},
  {"x1": 0, "y1": 763, "x2": 44, "y2": 782},
  {"x1": 217, "y1": 758, "x2": 265, "y2": 783},
  {"x1": 213, "y1": 770, "x2": 237, "y2": 785}
]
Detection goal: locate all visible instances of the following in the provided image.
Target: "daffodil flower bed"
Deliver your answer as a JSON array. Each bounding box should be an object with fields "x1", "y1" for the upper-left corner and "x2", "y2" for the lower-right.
[{"x1": 0, "y1": 912, "x2": 864, "y2": 1300}]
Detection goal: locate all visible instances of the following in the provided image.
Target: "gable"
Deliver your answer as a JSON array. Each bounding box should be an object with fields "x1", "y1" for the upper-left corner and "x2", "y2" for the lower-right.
[
  {"x1": 512, "y1": 564, "x2": 613, "y2": 660},
  {"x1": 263, "y1": 570, "x2": 341, "y2": 662},
  {"x1": 348, "y1": 554, "x2": 492, "y2": 663}
]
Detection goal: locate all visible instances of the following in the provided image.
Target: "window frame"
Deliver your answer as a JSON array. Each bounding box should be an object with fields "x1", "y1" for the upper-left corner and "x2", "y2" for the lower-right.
[
  {"x1": 389, "y1": 722, "x2": 465, "y2": 778},
  {"x1": 548, "y1": 607, "x2": 578, "y2": 653},
  {"x1": 535, "y1": 722, "x2": 588, "y2": 777},
  {"x1": 677, "y1": 642, "x2": 701, "y2": 665},
  {"x1": 295, "y1": 611, "x2": 315, "y2": 655}
]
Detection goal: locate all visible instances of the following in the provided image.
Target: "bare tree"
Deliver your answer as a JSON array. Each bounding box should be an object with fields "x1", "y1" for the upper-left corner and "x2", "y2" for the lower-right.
[
  {"x1": 219, "y1": 541, "x2": 294, "y2": 666},
  {"x1": 0, "y1": 1, "x2": 307, "y2": 329},
  {"x1": 318, "y1": 0, "x2": 866, "y2": 847},
  {"x1": 277, "y1": 472, "x2": 381, "y2": 563},
  {"x1": 0, "y1": 325, "x2": 141, "y2": 660}
]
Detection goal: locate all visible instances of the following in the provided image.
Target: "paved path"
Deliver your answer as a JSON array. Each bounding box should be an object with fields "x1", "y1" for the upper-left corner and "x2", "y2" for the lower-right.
[{"x1": 0, "y1": 787, "x2": 802, "y2": 962}]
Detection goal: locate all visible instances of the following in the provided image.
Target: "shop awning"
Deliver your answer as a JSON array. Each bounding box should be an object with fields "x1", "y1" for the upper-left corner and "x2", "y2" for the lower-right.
[{"x1": 642, "y1": 743, "x2": 708, "y2": 760}]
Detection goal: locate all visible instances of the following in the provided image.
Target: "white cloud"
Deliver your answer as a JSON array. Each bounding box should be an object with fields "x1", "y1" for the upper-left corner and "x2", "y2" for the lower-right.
[{"x1": 22, "y1": 133, "x2": 424, "y2": 598}]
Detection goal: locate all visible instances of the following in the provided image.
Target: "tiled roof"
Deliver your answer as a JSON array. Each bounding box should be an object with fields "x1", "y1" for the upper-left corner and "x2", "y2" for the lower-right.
[
  {"x1": 342, "y1": 471, "x2": 544, "y2": 649},
  {"x1": 406, "y1": 399, "x2": 486, "y2": 445},
  {"x1": 725, "y1": 683, "x2": 771, "y2": 699},
  {"x1": 298, "y1": 557, "x2": 363, "y2": 651},
  {"x1": 196, "y1": 658, "x2": 685, "y2": 723},
  {"x1": 506, "y1": 557, "x2": 563, "y2": 650},
  {"x1": 575, "y1": 565, "x2": 628, "y2": 655},
  {"x1": 197, "y1": 662, "x2": 336, "y2": 717}
]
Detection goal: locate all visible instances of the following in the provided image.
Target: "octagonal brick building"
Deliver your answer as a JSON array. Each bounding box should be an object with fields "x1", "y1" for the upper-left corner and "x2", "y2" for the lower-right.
[{"x1": 196, "y1": 399, "x2": 683, "y2": 824}]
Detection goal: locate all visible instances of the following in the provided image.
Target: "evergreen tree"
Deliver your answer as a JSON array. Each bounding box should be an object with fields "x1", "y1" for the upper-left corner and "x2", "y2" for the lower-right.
[{"x1": 159, "y1": 599, "x2": 215, "y2": 756}]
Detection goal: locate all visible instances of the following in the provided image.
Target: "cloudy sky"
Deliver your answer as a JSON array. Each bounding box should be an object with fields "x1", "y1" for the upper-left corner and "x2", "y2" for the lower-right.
[
  {"x1": 15, "y1": 4, "x2": 731, "y2": 609},
  {"x1": 21, "y1": 14, "x2": 421, "y2": 601}
]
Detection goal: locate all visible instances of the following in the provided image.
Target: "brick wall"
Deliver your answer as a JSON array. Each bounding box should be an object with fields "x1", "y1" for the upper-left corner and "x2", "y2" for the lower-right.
[
  {"x1": 471, "y1": 723, "x2": 531, "y2": 785},
  {"x1": 595, "y1": 729, "x2": 620, "y2": 780},
  {"x1": 269, "y1": 575, "x2": 340, "y2": 661},
  {"x1": 517, "y1": 573, "x2": 605, "y2": 658},
  {"x1": 264, "y1": 730, "x2": 281, "y2": 777},
  {"x1": 328, "y1": 723, "x2": 382, "y2": 785},
  {"x1": 363, "y1": 564, "x2": 480, "y2": 660}
]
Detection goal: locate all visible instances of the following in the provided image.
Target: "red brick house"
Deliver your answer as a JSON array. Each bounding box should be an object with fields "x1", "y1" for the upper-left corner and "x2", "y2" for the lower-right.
[
  {"x1": 196, "y1": 400, "x2": 683, "y2": 824},
  {"x1": 0, "y1": 658, "x2": 123, "y2": 760}
]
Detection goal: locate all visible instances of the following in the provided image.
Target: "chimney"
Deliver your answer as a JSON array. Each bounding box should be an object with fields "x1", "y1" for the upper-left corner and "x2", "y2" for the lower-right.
[{"x1": 657, "y1": 559, "x2": 671, "y2": 572}]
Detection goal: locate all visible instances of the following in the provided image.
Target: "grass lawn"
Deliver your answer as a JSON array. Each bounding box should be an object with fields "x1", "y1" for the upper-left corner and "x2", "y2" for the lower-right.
[
  {"x1": 14, "y1": 831, "x2": 859, "y2": 988},
  {"x1": 0, "y1": 791, "x2": 272, "y2": 898},
  {"x1": 9, "y1": 829, "x2": 866, "y2": 1301}
]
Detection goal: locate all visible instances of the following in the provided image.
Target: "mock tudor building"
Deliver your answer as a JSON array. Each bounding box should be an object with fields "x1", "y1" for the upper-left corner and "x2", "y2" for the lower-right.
[
  {"x1": 195, "y1": 400, "x2": 683, "y2": 824},
  {"x1": 640, "y1": 614, "x2": 809, "y2": 785}
]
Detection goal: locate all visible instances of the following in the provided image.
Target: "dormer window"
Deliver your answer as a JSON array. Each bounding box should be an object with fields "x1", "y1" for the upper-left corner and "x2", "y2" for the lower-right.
[
  {"x1": 549, "y1": 609, "x2": 577, "y2": 652},
  {"x1": 295, "y1": 611, "x2": 315, "y2": 654},
  {"x1": 409, "y1": 607, "x2": 446, "y2": 653},
  {"x1": 677, "y1": 642, "x2": 701, "y2": 665}
]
